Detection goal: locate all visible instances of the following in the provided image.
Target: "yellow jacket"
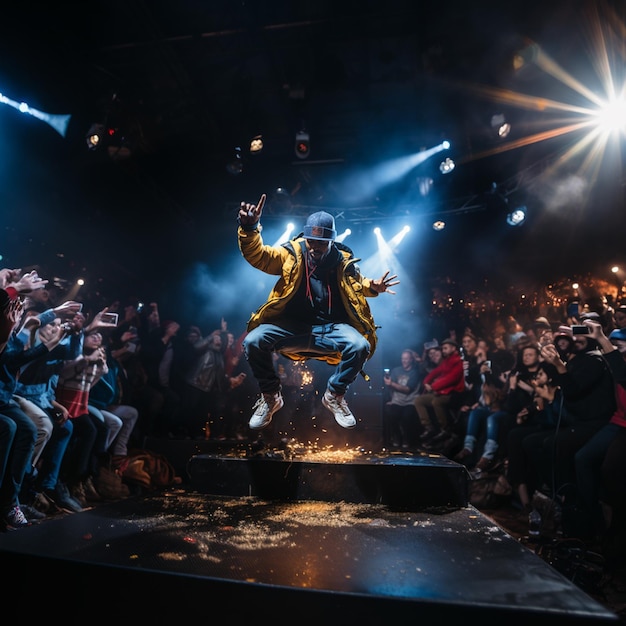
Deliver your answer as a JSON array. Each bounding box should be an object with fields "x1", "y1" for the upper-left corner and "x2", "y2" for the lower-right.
[{"x1": 238, "y1": 225, "x2": 379, "y2": 365}]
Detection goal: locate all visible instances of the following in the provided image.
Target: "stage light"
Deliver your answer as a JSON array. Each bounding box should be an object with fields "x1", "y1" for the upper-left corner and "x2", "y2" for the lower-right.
[
  {"x1": 387, "y1": 225, "x2": 411, "y2": 249},
  {"x1": 432, "y1": 220, "x2": 446, "y2": 231},
  {"x1": 439, "y1": 157, "x2": 455, "y2": 174},
  {"x1": 491, "y1": 113, "x2": 511, "y2": 138},
  {"x1": 336, "y1": 228, "x2": 351, "y2": 243},
  {"x1": 249, "y1": 135, "x2": 263, "y2": 153},
  {"x1": 226, "y1": 147, "x2": 244, "y2": 175},
  {"x1": 86, "y1": 123, "x2": 105, "y2": 150},
  {"x1": 85, "y1": 122, "x2": 134, "y2": 160},
  {"x1": 507, "y1": 206, "x2": 527, "y2": 226},
  {"x1": 0, "y1": 90, "x2": 71, "y2": 137},
  {"x1": 295, "y1": 130, "x2": 310, "y2": 159},
  {"x1": 273, "y1": 222, "x2": 295, "y2": 246}
]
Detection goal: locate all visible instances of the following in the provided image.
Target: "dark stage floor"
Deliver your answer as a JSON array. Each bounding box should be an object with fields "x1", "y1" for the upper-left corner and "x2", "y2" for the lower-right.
[{"x1": 0, "y1": 491, "x2": 619, "y2": 624}]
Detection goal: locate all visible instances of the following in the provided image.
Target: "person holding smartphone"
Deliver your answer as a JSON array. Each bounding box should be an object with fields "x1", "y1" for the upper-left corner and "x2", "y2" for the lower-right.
[{"x1": 382, "y1": 349, "x2": 422, "y2": 449}]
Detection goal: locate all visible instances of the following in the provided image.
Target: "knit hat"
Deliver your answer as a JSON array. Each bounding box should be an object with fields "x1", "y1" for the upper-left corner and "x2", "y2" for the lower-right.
[{"x1": 303, "y1": 211, "x2": 336, "y2": 241}]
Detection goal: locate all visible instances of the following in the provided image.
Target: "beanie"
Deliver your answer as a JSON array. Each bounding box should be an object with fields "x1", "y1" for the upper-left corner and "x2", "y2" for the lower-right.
[{"x1": 303, "y1": 211, "x2": 336, "y2": 241}]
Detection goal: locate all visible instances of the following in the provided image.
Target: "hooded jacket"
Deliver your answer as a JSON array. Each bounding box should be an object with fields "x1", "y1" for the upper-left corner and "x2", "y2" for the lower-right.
[{"x1": 238, "y1": 226, "x2": 379, "y2": 365}]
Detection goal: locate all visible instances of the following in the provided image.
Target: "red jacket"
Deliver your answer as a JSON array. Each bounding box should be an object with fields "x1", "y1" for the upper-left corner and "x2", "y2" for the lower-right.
[{"x1": 423, "y1": 352, "x2": 465, "y2": 395}]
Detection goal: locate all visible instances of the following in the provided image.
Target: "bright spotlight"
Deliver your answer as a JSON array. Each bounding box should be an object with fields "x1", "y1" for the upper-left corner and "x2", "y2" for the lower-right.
[
  {"x1": 274, "y1": 222, "x2": 295, "y2": 245},
  {"x1": 439, "y1": 157, "x2": 455, "y2": 174},
  {"x1": 388, "y1": 225, "x2": 411, "y2": 249},
  {"x1": 336, "y1": 228, "x2": 351, "y2": 243},
  {"x1": 0, "y1": 91, "x2": 72, "y2": 137},
  {"x1": 442, "y1": 140, "x2": 450, "y2": 149},
  {"x1": 507, "y1": 206, "x2": 527, "y2": 226},
  {"x1": 432, "y1": 220, "x2": 446, "y2": 231}
]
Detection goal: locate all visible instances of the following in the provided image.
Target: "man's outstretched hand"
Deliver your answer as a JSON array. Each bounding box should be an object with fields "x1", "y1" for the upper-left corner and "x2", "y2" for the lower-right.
[
  {"x1": 371, "y1": 271, "x2": 399, "y2": 294},
  {"x1": 238, "y1": 193, "x2": 266, "y2": 227}
]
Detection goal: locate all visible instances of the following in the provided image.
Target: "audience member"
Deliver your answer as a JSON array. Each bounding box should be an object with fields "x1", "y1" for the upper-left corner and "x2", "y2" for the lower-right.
[
  {"x1": 88, "y1": 333, "x2": 140, "y2": 457},
  {"x1": 413, "y1": 338, "x2": 465, "y2": 443},
  {"x1": 0, "y1": 270, "x2": 54, "y2": 528},
  {"x1": 14, "y1": 309, "x2": 85, "y2": 515},
  {"x1": 178, "y1": 329, "x2": 246, "y2": 438},
  {"x1": 383, "y1": 349, "x2": 422, "y2": 449},
  {"x1": 453, "y1": 360, "x2": 510, "y2": 472},
  {"x1": 56, "y1": 329, "x2": 110, "y2": 505},
  {"x1": 537, "y1": 325, "x2": 616, "y2": 524},
  {"x1": 139, "y1": 318, "x2": 184, "y2": 437},
  {"x1": 505, "y1": 362, "x2": 568, "y2": 514},
  {"x1": 572, "y1": 321, "x2": 626, "y2": 541},
  {"x1": 419, "y1": 342, "x2": 442, "y2": 379}
]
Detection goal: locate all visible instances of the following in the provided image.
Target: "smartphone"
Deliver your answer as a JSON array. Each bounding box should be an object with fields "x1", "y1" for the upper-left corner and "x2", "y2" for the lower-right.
[
  {"x1": 383, "y1": 368, "x2": 390, "y2": 376},
  {"x1": 484, "y1": 360, "x2": 492, "y2": 369},
  {"x1": 571, "y1": 325, "x2": 589, "y2": 335},
  {"x1": 567, "y1": 302, "x2": 580, "y2": 319},
  {"x1": 125, "y1": 341, "x2": 138, "y2": 353},
  {"x1": 101, "y1": 312, "x2": 119, "y2": 325}
]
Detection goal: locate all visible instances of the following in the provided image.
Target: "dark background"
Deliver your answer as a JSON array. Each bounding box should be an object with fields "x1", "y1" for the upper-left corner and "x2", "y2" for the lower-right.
[{"x1": 1, "y1": 0, "x2": 625, "y2": 358}]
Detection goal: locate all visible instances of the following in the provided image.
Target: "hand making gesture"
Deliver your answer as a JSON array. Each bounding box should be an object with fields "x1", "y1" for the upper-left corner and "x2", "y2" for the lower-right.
[
  {"x1": 371, "y1": 270, "x2": 400, "y2": 295},
  {"x1": 238, "y1": 193, "x2": 266, "y2": 227}
]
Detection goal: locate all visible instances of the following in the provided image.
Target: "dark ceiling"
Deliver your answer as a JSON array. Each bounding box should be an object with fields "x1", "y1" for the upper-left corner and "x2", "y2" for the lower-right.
[{"x1": 1, "y1": 0, "x2": 625, "y2": 312}]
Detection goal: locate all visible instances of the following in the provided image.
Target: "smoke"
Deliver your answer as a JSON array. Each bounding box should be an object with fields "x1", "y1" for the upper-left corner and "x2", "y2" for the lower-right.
[
  {"x1": 531, "y1": 173, "x2": 588, "y2": 212},
  {"x1": 177, "y1": 258, "x2": 273, "y2": 333}
]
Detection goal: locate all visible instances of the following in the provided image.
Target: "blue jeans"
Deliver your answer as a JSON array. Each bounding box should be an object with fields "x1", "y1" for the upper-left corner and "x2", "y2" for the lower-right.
[
  {"x1": 243, "y1": 322, "x2": 370, "y2": 395},
  {"x1": 464, "y1": 406, "x2": 510, "y2": 459},
  {"x1": 38, "y1": 413, "x2": 73, "y2": 492},
  {"x1": 0, "y1": 401, "x2": 37, "y2": 510}
]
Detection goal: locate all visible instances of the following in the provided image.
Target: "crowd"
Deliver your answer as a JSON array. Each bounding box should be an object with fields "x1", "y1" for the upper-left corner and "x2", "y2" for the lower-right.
[
  {"x1": 2, "y1": 263, "x2": 626, "y2": 572},
  {"x1": 0, "y1": 266, "x2": 255, "y2": 531},
  {"x1": 382, "y1": 301, "x2": 626, "y2": 566}
]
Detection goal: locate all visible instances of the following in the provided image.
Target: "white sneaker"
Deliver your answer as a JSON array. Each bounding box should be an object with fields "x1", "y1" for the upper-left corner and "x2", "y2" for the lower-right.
[
  {"x1": 249, "y1": 392, "x2": 284, "y2": 429},
  {"x1": 322, "y1": 390, "x2": 356, "y2": 429}
]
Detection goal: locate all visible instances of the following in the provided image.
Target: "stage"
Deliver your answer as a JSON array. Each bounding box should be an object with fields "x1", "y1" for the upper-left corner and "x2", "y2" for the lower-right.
[{"x1": 0, "y1": 442, "x2": 618, "y2": 624}]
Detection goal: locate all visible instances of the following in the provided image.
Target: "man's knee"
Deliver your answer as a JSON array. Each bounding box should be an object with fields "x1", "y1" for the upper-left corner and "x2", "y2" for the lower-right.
[{"x1": 243, "y1": 327, "x2": 264, "y2": 352}]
